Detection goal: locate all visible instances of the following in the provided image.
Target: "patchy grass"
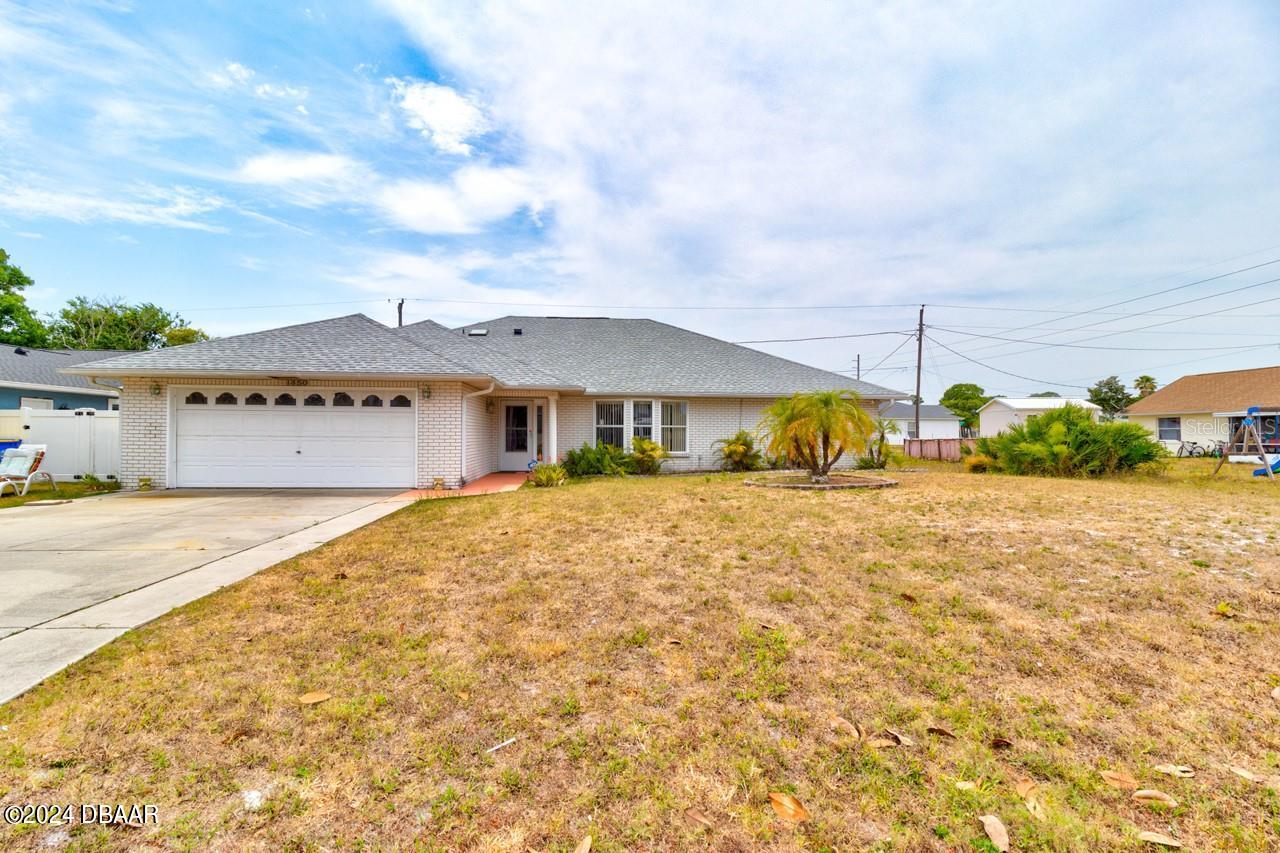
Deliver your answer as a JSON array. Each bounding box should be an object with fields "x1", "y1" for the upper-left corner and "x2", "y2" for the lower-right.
[
  {"x1": 1, "y1": 460, "x2": 1278, "y2": 849},
  {"x1": 0, "y1": 480, "x2": 110, "y2": 510}
]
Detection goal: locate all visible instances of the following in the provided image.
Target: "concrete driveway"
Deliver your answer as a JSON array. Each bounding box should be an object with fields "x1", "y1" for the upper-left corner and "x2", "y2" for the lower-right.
[{"x1": 0, "y1": 488, "x2": 413, "y2": 704}]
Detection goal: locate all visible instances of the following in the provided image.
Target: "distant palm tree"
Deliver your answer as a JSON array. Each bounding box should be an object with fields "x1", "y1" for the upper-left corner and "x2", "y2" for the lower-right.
[
  {"x1": 1134, "y1": 375, "x2": 1158, "y2": 398},
  {"x1": 759, "y1": 390, "x2": 874, "y2": 482}
]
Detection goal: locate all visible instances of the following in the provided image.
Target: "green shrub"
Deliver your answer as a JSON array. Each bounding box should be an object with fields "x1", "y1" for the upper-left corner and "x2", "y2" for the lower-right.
[
  {"x1": 530, "y1": 463, "x2": 567, "y2": 487},
  {"x1": 713, "y1": 430, "x2": 764, "y2": 471},
  {"x1": 563, "y1": 441, "x2": 633, "y2": 477},
  {"x1": 963, "y1": 453, "x2": 993, "y2": 473},
  {"x1": 973, "y1": 404, "x2": 1165, "y2": 477},
  {"x1": 629, "y1": 436, "x2": 668, "y2": 475}
]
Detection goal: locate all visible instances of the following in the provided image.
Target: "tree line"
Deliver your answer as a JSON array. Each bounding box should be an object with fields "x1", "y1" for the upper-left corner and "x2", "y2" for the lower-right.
[
  {"x1": 0, "y1": 248, "x2": 208, "y2": 351},
  {"x1": 938, "y1": 374, "x2": 1158, "y2": 432}
]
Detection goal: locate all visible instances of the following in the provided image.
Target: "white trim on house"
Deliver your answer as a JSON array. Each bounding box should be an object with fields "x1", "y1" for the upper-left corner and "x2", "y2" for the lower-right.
[{"x1": 2, "y1": 379, "x2": 118, "y2": 397}]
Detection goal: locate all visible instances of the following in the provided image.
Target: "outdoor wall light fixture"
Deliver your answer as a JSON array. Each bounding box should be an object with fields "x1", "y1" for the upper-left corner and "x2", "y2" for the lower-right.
[
  {"x1": 149, "y1": 383, "x2": 162, "y2": 396},
  {"x1": 422, "y1": 385, "x2": 431, "y2": 398},
  {"x1": 485, "y1": 398, "x2": 495, "y2": 413}
]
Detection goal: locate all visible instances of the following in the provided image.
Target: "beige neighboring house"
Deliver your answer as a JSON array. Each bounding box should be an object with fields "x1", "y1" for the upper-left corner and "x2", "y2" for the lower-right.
[
  {"x1": 976, "y1": 397, "x2": 1100, "y2": 437},
  {"x1": 878, "y1": 402, "x2": 961, "y2": 442},
  {"x1": 1125, "y1": 365, "x2": 1280, "y2": 460},
  {"x1": 60, "y1": 314, "x2": 905, "y2": 490}
]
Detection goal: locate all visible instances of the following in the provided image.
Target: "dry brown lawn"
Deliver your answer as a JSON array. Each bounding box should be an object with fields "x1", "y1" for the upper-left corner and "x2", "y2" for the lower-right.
[{"x1": 2, "y1": 461, "x2": 1279, "y2": 851}]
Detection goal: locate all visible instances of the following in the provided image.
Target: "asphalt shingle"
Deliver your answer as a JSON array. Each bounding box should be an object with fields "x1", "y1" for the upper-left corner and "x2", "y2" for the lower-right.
[
  {"x1": 455, "y1": 316, "x2": 906, "y2": 398},
  {"x1": 0, "y1": 347, "x2": 131, "y2": 393}
]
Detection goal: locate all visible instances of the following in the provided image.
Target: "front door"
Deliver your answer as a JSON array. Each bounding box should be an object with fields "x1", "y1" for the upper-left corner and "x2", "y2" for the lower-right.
[{"x1": 499, "y1": 401, "x2": 534, "y2": 471}]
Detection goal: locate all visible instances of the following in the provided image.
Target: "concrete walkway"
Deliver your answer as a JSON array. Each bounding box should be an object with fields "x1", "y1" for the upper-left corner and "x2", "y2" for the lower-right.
[{"x1": 0, "y1": 488, "x2": 416, "y2": 705}]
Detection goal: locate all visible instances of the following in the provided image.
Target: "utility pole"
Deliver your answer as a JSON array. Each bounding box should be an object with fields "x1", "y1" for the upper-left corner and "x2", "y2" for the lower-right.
[
  {"x1": 914, "y1": 304, "x2": 924, "y2": 442},
  {"x1": 855, "y1": 353, "x2": 860, "y2": 381},
  {"x1": 396, "y1": 298, "x2": 404, "y2": 327}
]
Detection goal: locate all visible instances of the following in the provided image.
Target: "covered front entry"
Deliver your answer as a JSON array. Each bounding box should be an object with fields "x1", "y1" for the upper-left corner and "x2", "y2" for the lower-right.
[
  {"x1": 172, "y1": 387, "x2": 416, "y2": 487},
  {"x1": 498, "y1": 399, "x2": 540, "y2": 471}
]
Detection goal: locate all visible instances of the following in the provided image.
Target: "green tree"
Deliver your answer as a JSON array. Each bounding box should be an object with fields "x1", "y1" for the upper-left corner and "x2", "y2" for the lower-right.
[
  {"x1": 939, "y1": 383, "x2": 991, "y2": 434},
  {"x1": 0, "y1": 249, "x2": 51, "y2": 347},
  {"x1": 1029, "y1": 391, "x2": 1060, "y2": 398},
  {"x1": 47, "y1": 297, "x2": 207, "y2": 351},
  {"x1": 1086, "y1": 375, "x2": 1134, "y2": 421},
  {"x1": 1134, "y1": 375, "x2": 1157, "y2": 398},
  {"x1": 758, "y1": 390, "x2": 874, "y2": 482}
]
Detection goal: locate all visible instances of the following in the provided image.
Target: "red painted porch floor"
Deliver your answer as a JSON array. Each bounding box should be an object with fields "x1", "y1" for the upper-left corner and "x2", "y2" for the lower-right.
[{"x1": 393, "y1": 471, "x2": 528, "y2": 501}]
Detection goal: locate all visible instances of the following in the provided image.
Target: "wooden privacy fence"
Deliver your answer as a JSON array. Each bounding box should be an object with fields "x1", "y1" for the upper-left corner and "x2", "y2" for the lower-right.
[{"x1": 903, "y1": 438, "x2": 976, "y2": 461}]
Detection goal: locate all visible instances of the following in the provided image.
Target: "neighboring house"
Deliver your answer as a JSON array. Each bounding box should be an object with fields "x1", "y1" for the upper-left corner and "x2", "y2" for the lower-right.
[
  {"x1": 977, "y1": 397, "x2": 1100, "y2": 437},
  {"x1": 1125, "y1": 365, "x2": 1280, "y2": 458},
  {"x1": 0, "y1": 346, "x2": 128, "y2": 410},
  {"x1": 62, "y1": 314, "x2": 906, "y2": 490},
  {"x1": 878, "y1": 402, "x2": 961, "y2": 442}
]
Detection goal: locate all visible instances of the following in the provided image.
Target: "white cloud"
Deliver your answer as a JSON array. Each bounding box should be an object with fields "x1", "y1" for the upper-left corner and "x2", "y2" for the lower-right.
[
  {"x1": 376, "y1": 165, "x2": 537, "y2": 233},
  {"x1": 207, "y1": 61, "x2": 254, "y2": 89},
  {"x1": 387, "y1": 77, "x2": 487, "y2": 154},
  {"x1": 236, "y1": 152, "x2": 362, "y2": 185},
  {"x1": 0, "y1": 181, "x2": 226, "y2": 231}
]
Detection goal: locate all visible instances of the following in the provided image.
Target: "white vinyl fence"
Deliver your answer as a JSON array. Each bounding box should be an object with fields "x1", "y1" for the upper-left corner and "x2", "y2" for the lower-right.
[{"x1": 0, "y1": 408, "x2": 120, "y2": 481}]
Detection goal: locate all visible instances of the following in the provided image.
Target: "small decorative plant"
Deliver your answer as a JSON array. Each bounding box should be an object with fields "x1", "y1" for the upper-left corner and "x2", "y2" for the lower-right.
[
  {"x1": 563, "y1": 441, "x2": 632, "y2": 477},
  {"x1": 713, "y1": 429, "x2": 764, "y2": 471},
  {"x1": 530, "y1": 463, "x2": 567, "y2": 487},
  {"x1": 628, "y1": 436, "x2": 668, "y2": 475}
]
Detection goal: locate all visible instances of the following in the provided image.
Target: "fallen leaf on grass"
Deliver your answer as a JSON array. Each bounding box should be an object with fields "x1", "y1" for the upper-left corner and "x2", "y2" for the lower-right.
[
  {"x1": 1271, "y1": 685, "x2": 1280, "y2": 706},
  {"x1": 990, "y1": 737, "x2": 1013, "y2": 750},
  {"x1": 899, "y1": 592, "x2": 918, "y2": 603},
  {"x1": 1138, "y1": 831, "x2": 1183, "y2": 848},
  {"x1": 1014, "y1": 778, "x2": 1038, "y2": 798},
  {"x1": 954, "y1": 781, "x2": 977, "y2": 791},
  {"x1": 768, "y1": 792, "x2": 811, "y2": 823},
  {"x1": 297, "y1": 691, "x2": 331, "y2": 705},
  {"x1": 220, "y1": 729, "x2": 251, "y2": 746},
  {"x1": 1100, "y1": 770, "x2": 1139, "y2": 790},
  {"x1": 332, "y1": 572, "x2": 348, "y2": 580},
  {"x1": 927, "y1": 725, "x2": 956, "y2": 739},
  {"x1": 574, "y1": 836, "x2": 592, "y2": 853},
  {"x1": 1025, "y1": 796, "x2": 1047, "y2": 822},
  {"x1": 978, "y1": 815, "x2": 1009, "y2": 851},
  {"x1": 1133, "y1": 789, "x2": 1178, "y2": 808},
  {"x1": 881, "y1": 728, "x2": 914, "y2": 747},
  {"x1": 683, "y1": 808, "x2": 715, "y2": 829},
  {"x1": 832, "y1": 716, "x2": 866, "y2": 742},
  {"x1": 1153, "y1": 764, "x2": 1194, "y2": 778}
]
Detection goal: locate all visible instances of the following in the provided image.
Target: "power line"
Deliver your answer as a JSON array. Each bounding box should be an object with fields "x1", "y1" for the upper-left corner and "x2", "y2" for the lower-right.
[
  {"x1": 734, "y1": 330, "x2": 914, "y2": 344},
  {"x1": 925, "y1": 335, "x2": 1089, "y2": 389},
  {"x1": 928, "y1": 326, "x2": 1272, "y2": 352}
]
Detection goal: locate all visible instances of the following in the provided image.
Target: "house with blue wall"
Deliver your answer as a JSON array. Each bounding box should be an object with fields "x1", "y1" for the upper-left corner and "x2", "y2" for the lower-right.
[{"x1": 0, "y1": 346, "x2": 129, "y2": 410}]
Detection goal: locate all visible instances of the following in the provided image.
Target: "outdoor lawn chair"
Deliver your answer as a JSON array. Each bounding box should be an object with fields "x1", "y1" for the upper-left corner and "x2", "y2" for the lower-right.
[{"x1": 0, "y1": 444, "x2": 55, "y2": 497}]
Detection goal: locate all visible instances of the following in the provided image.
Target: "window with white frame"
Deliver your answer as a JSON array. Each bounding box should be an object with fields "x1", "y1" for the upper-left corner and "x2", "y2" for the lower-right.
[
  {"x1": 632, "y1": 401, "x2": 653, "y2": 441},
  {"x1": 660, "y1": 400, "x2": 688, "y2": 453},
  {"x1": 595, "y1": 401, "x2": 624, "y2": 447},
  {"x1": 1158, "y1": 417, "x2": 1181, "y2": 441}
]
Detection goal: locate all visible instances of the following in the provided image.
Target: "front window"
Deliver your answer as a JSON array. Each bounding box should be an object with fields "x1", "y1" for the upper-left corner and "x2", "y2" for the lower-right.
[
  {"x1": 632, "y1": 401, "x2": 653, "y2": 441},
  {"x1": 906, "y1": 421, "x2": 918, "y2": 439},
  {"x1": 660, "y1": 401, "x2": 688, "y2": 453},
  {"x1": 595, "y1": 401, "x2": 624, "y2": 447},
  {"x1": 1158, "y1": 417, "x2": 1181, "y2": 441}
]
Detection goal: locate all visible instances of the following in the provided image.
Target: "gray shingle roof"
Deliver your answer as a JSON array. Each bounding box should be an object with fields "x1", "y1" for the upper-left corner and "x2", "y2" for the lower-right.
[
  {"x1": 455, "y1": 316, "x2": 906, "y2": 398},
  {"x1": 880, "y1": 402, "x2": 960, "y2": 420},
  {"x1": 62, "y1": 315, "x2": 482, "y2": 378},
  {"x1": 394, "y1": 320, "x2": 570, "y2": 387},
  {"x1": 0, "y1": 347, "x2": 131, "y2": 395},
  {"x1": 61, "y1": 313, "x2": 907, "y2": 399}
]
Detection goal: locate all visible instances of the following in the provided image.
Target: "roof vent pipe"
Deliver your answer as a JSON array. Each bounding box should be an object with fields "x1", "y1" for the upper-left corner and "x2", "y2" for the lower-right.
[{"x1": 513, "y1": 328, "x2": 522, "y2": 336}]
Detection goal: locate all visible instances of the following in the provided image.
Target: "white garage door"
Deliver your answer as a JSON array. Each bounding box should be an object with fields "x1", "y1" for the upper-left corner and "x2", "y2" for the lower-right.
[{"x1": 174, "y1": 388, "x2": 416, "y2": 488}]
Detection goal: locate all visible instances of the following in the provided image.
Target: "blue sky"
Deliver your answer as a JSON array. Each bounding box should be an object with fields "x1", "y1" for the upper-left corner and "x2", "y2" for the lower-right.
[{"x1": 2, "y1": 1, "x2": 1280, "y2": 400}]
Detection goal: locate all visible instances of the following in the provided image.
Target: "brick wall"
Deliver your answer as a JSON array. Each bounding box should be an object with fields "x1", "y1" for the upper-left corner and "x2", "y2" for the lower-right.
[
  {"x1": 550, "y1": 395, "x2": 877, "y2": 471},
  {"x1": 119, "y1": 378, "x2": 170, "y2": 490}
]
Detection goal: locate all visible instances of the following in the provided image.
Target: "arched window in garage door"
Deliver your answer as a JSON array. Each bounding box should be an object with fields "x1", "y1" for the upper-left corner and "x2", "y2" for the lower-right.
[
  {"x1": 390, "y1": 394, "x2": 411, "y2": 408},
  {"x1": 333, "y1": 392, "x2": 354, "y2": 407},
  {"x1": 304, "y1": 393, "x2": 326, "y2": 406},
  {"x1": 185, "y1": 391, "x2": 207, "y2": 404},
  {"x1": 275, "y1": 393, "x2": 296, "y2": 406}
]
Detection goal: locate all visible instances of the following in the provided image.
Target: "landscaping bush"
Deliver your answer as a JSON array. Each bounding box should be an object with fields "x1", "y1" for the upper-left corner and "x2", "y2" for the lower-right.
[
  {"x1": 973, "y1": 404, "x2": 1165, "y2": 477},
  {"x1": 962, "y1": 453, "x2": 993, "y2": 473},
  {"x1": 713, "y1": 429, "x2": 764, "y2": 471},
  {"x1": 563, "y1": 441, "x2": 633, "y2": 477},
  {"x1": 629, "y1": 436, "x2": 668, "y2": 475},
  {"x1": 529, "y1": 463, "x2": 567, "y2": 487}
]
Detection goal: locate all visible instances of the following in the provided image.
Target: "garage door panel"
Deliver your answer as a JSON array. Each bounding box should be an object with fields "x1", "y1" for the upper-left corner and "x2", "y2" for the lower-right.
[{"x1": 175, "y1": 389, "x2": 416, "y2": 488}]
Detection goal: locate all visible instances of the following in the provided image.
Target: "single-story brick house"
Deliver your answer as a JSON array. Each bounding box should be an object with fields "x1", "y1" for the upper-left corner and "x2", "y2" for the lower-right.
[{"x1": 62, "y1": 314, "x2": 904, "y2": 489}]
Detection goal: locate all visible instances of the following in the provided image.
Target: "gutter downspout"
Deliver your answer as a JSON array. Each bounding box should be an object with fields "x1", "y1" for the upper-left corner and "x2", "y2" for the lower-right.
[{"x1": 461, "y1": 382, "x2": 495, "y2": 486}]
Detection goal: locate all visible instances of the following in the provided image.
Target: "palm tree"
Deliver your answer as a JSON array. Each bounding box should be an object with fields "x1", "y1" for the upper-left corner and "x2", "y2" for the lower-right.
[
  {"x1": 759, "y1": 390, "x2": 875, "y2": 482},
  {"x1": 865, "y1": 415, "x2": 900, "y2": 469},
  {"x1": 1134, "y1": 375, "x2": 1157, "y2": 398}
]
